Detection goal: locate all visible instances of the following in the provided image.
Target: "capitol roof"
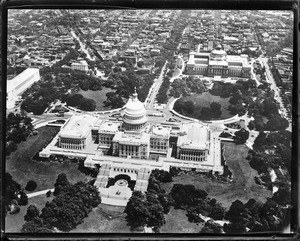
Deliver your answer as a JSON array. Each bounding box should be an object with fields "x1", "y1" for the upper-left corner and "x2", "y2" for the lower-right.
[
  {"x1": 151, "y1": 125, "x2": 171, "y2": 138},
  {"x1": 99, "y1": 121, "x2": 121, "y2": 133},
  {"x1": 177, "y1": 124, "x2": 209, "y2": 150},
  {"x1": 59, "y1": 114, "x2": 97, "y2": 139}
]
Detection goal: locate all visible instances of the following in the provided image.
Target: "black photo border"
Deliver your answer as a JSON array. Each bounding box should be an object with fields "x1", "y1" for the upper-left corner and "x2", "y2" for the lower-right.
[{"x1": 1, "y1": 0, "x2": 299, "y2": 240}]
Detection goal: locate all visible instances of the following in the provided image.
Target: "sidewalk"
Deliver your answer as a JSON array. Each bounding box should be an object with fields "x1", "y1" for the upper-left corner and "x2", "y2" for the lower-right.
[{"x1": 27, "y1": 188, "x2": 54, "y2": 198}]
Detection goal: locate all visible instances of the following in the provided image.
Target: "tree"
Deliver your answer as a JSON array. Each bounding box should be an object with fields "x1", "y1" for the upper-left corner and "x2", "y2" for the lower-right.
[
  {"x1": 53, "y1": 173, "x2": 70, "y2": 196},
  {"x1": 170, "y1": 184, "x2": 208, "y2": 208},
  {"x1": 233, "y1": 129, "x2": 249, "y2": 144},
  {"x1": 6, "y1": 142, "x2": 17, "y2": 156},
  {"x1": 24, "y1": 205, "x2": 40, "y2": 222},
  {"x1": 124, "y1": 191, "x2": 149, "y2": 228},
  {"x1": 78, "y1": 98, "x2": 96, "y2": 111},
  {"x1": 209, "y1": 201, "x2": 226, "y2": 220},
  {"x1": 225, "y1": 200, "x2": 246, "y2": 222},
  {"x1": 5, "y1": 173, "x2": 21, "y2": 214},
  {"x1": 39, "y1": 181, "x2": 101, "y2": 231},
  {"x1": 265, "y1": 116, "x2": 289, "y2": 131},
  {"x1": 46, "y1": 190, "x2": 52, "y2": 197},
  {"x1": 146, "y1": 191, "x2": 166, "y2": 229},
  {"x1": 18, "y1": 190, "x2": 28, "y2": 206},
  {"x1": 25, "y1": 180, "x2": 37, "y2": 191},
  {"x1": 151, "y1": 169, "x2": 172, "y2": 183},
  {"x1": 271, "y1": 185, "x2": 291, "y2": 206},
  {"x1": 66, "y1": 93, "x2": 84, "y2": 107},
  {"x1": 21, "y1": 217, "x2": 53, "y2": 233},
  {"x1": 200, "y1": 220, "x2": 222, "y2": 233}
]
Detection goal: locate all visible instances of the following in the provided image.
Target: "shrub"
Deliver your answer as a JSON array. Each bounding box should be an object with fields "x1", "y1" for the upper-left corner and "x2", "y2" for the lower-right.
[{"x1": 25, "y1": 180, "x2": 37, "y2": 192}]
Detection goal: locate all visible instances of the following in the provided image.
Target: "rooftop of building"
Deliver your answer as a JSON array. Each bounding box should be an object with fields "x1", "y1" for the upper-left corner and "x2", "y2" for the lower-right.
[
  {"x1": 71, "y1": 60, "x2": 88, "y2": 66},
  {"x1": 113, "y1": 131, "x2": 150, "y2": 145},
  {"x1": 99, "y1": 121, "x2": 121, "y2": 133},
  {"x1": 7, "y1": 68, "x2": 40, "y2": 92},
  {"x1": 177, "y1": 123, "x2": 209, "y2": 150},
  {"x1": 59, "y1": 114, "x2": 97, "y2": 139},
  {"x1": 150, "y1": 125, "x2": 171, "y2": 138}
]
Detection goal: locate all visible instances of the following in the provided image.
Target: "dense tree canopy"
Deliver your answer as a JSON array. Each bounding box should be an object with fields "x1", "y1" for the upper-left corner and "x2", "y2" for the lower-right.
[
  {"x1": 78, "y1": 98, "x2": 96, "y2": 111},
  {"x1": 200, "y1": 220, "x2": 223, "y2": 233},
  {"x1": 224, "y1": 198, "x2": 290, "y2": 233},
  {"x1": 170, "y1": 76, "x2": 205, "y2": 98},
  {"x1": 22, "y1": 175, "x2": 101, "y2": 232},
  {"x1": 6, "y1": 113, "x2": 34, "y2": 155},
  {"x1": 170, "y1": 184, "x2": 208, "y2": 209},
  {"x1": 24, "y1": 205, "x2": 40, "y2": 222},
  {"x1": 233, "y1": 128, "x2": 250, "y2": 144},
  {"x1": 5, "y1": 173, "x2": 26, "y2": 215},
  {"x1": 124, "y1": 190, "x2": 166, "y2": 230}
]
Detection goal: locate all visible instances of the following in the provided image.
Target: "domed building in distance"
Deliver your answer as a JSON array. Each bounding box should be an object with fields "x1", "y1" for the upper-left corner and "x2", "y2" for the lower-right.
[{"x1": 185, "y1": 44, "x2": 251, "y2": 78}]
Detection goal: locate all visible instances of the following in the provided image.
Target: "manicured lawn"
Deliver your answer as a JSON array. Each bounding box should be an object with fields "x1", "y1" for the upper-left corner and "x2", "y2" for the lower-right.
[
  {"x1": 178, "y1": 92, "x2": 234, "y2": 120},
  {"x1": 6, "y1": 126, "x2": 89, "y2": 193},
  {"x1": 71, "y1": 204, "x2": 132, "y2": 233},
  {"x1": 161, "y1": 207, "x2": 203, "y2": 233},
  {"x1": 78, "y1": 87, "x2": 115, "y2": 111},
  {"x1": 5, "y1": 194, "x2": 54, "y2": 233},
  {"x1": 162, "y1": 142, "x2": 271, "y2": 209}
]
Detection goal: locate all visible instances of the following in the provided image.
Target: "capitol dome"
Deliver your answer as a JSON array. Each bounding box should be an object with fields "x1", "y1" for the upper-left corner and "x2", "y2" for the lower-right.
[
  {"x1": 122, "y1": 88, "x2": 148, "y2": 131},
  {"x1": 210, "y1": 45, "x2": 227, "y2": 61}
]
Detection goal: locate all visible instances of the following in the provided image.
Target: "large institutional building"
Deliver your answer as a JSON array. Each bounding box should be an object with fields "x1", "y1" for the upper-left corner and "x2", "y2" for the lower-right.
[
  {"x1": 39, "y1": 89, "x2": 224, "y2": 204},
  {"x1": 185, "y1": 46, "x2": 251, "y2": 78},
  {"x1": 7, "y1": 68, "x2": 40, "y2": 109}
]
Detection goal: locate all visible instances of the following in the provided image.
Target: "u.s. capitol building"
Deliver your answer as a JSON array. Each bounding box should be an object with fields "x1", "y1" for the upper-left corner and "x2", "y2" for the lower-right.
[{"x1": 39, "y1": 89, "x2": 224, "y2": 200}]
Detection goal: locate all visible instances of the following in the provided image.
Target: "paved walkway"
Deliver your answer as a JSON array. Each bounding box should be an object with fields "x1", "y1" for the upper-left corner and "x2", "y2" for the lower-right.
[{"x1": 27, "y1": 189, "x2": 54, "y2": 198}]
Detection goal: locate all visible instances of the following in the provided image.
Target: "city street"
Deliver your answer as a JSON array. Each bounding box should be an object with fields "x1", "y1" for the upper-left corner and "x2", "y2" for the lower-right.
[
  {"x1": 144, "y1": 61, "x2": 168, "y2": 109},
  {"x1": 259, "y1": 57, "x2": 292, "y2": 131},
  {"x1": 70, "y1": 30, "x2": 95, "y2": 61}
]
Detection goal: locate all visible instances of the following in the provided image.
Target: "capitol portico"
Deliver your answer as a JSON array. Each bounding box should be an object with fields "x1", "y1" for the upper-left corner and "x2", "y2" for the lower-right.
[{"x1": 39, "y1": 88, "x2": 224, "y2": 205}]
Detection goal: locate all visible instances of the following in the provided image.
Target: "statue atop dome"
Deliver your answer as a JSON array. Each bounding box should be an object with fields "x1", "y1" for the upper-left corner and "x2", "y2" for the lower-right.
[{"x1": 132, "y1": 86, "x2": 138, "y2": 101}]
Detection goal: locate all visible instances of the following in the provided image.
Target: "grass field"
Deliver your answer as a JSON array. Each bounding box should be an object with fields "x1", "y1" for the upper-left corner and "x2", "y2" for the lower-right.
[
  {"x1": 71, "y1": 204, "x2": 132, "y2": 233},
  {"x1": 162, "y1": 142, "x2": 271, "y2": 209},
  {"x1": 179, "y1": 92, "x2": 233, "y2": 120},
  {"x1": 5, "y1": 195, "x2": 54, "y2": 233},
  {"x1": 6, "y1": 126, "x2": 89, "y2": 192},
  {"x1": 78, "y1": 87, "x2": 115, "y2": 111},
  {"x1": 161, "y1": 207, "x2": 203, "y2": 233}
]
